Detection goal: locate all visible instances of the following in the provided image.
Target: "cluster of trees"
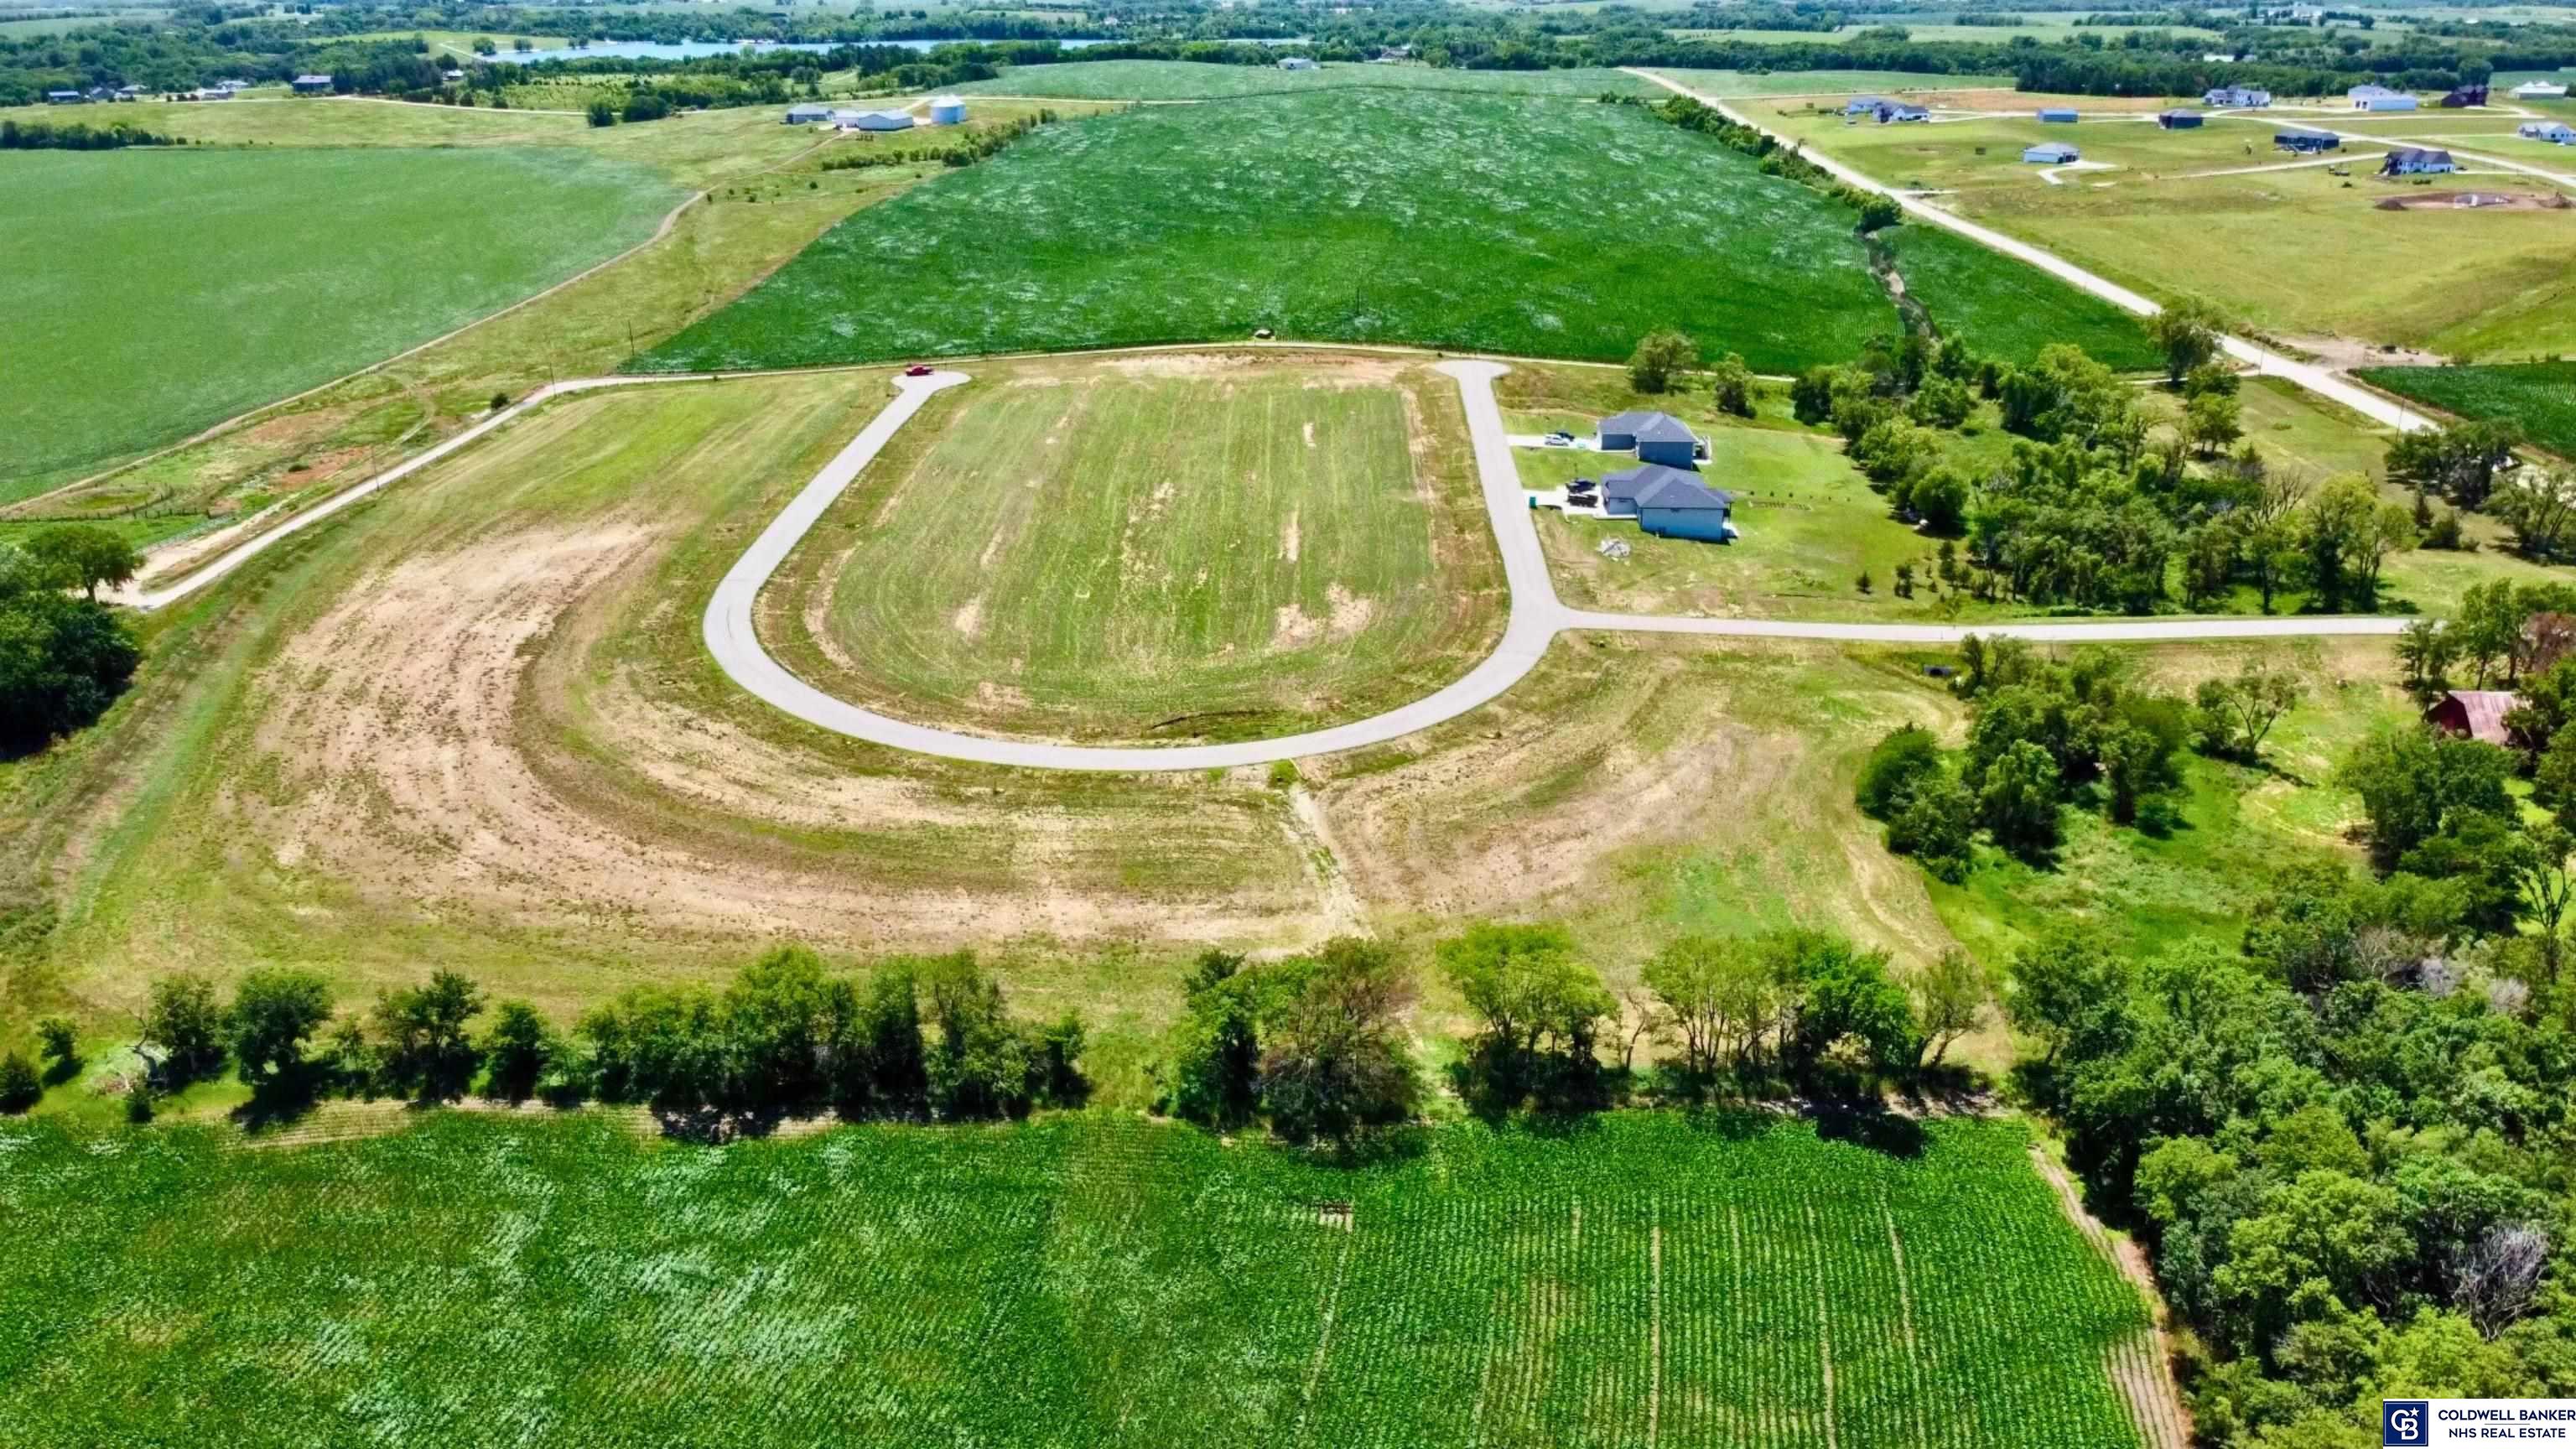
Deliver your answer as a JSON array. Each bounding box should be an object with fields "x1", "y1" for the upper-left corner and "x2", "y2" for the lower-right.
[
  {"x1": 2386, "y1": 421, "x2": 2576, "y2": 565},
  {"x1": 0, "y1": 117, "x2": 181, "y2": 148},
  {"x1": 2011, "y1": 848, "x2": 2576, "y2": 1444},
  {"x1": 0, "y1": 526, "x2": 143, "y2": 758},
  {"x1": 1155, "y1": 923, "x2": 1990, "y2": 1142},
  {"x1": 818, "y1": 109, "x2": 1057, "y2": 172},
  {"x1": 1859, "y1": 637, "x2": 2301, "y2": 877},
  {"x1": 100, "y1": 947, "x2": 1087, "y2": 1129},
  {"x1": 1794, "y1": 329, "x2": 2423, "y2": 616}
]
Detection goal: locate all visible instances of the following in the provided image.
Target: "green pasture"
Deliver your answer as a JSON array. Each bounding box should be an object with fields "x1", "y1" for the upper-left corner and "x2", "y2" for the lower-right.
[
  {"x1": 948, "y1": 58, "x2": 1661, "y2": 99},
  {"x1": 1673, "y1": 17, "x2": 2221, "y2": 42},
  {"x1": 0, "y1": 147, "x2": 678, "y2": 501},
  {"x1": 0, "y1": 1110, "x2": 2156, "y2": 1449},
  {"x1": 2358, "y1": 361, "x2": 2576, "y2": 458},
  {"x1": 779, "y1": 361, "x2": 1506, "y2": 743},
  {"x1": 635, "y1": 89, "x2": 1899, "y2": 375}
]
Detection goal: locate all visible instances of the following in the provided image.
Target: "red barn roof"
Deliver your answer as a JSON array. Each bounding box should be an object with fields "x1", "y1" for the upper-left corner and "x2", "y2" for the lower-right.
[{"x1": 2425, "y1": 690, "x2": 2521, "y2": 746}]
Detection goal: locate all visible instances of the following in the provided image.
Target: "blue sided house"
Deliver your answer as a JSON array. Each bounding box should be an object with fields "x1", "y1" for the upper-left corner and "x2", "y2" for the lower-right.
[
  {"x1": 1602, "y1": 465, "x2": 1737, "y2": 543},
  {"x1": 1595, "y1": 411, "x2": 1706, "y2": 468}
]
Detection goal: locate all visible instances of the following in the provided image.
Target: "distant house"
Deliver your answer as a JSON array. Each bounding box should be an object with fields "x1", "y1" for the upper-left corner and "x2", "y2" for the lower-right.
[
  {"x1": 2440, "y1": 84, "x2": 2488, "y2": 107},
  {"x1": 2205, "y1": 86, "x2": 2272, "y2": 107},
  {"x1": 1633, "y1": 473, "x2": 1737, "y2": 543},
  {"x1": 1875, "y1": 101, "x2": 1929, "y2": 123},
  {"x1": 2381, "y1": 146, "x2": 2456, "y2": 174},
  {"x1": 2349, "y1": 84, "x2": 2418, "y2": 112},
  {"x1": 2037, "y1": 106, "x2": 2078, "y2": 122},
  {"x1": 2520, "y1": 120, "x2": 2576, "y2": 144},
  {"x1": 784, "y1": 102, "x2": 831, "y2": 124},
  {"x1": 2274, "y1": 127, "x2": 2340, "y2": 153},
  {"x1": 440, "y1": 68, "x2": 464, "y2": 83},
  {"x1": 843, "y1": 108, "x2": 914, "y2": 131},
  {"x1": 1597, "y1": 412, "x2": 1705, "y2": 469},
  {"x1": 2155, "y1": 109, "x2": 2205, "y2": 129},
  {"x1": 44, "y1": 88, "x2": 83, "y2": 103},
  {"x1": 1843, "y1": 95, "x2": 1886, "y2": 115},
  {"x1": 1277, "y1": 55, "x2": 1317, "y2": 70},
  {"x1": 2425, "y1": 690, "x2": 2523, "y2": 747},
  {"x1": 2023, "y1": 141, "x2": 2080, "y2": 164},
  {"x1": 291, "y1": 73, "x2": 334, "y2": 94},
  {"x1": 2511, "y1": 80, "x2": 2569, "y2": 100}
]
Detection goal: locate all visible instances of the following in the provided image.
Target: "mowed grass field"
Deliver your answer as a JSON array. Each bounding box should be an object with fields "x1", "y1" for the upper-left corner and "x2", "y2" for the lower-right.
[
  {"x1": 1771, "y1": 107, "x2": 2576, "y2": 356},
  {"x1": 949, "y1": 58, "x2": 1662, "y2": 98},
  {"x1": 1646, "y1": 67, "x2": 2018, "y2": 97},
  {"x1": 0, "y1": 146, "x2": 679, "y2": 500},
  {"x1": 2358, "y1": 361, "x2": 2576, "y2": 458},
  {"x1": 0, "y1": 1111, "x2": 2160, "y2": 1449},
  {"x1": 768, "y1": 355, "x2": 1504, "y2": 743},
  {"x1": 634, "y1": 89, "x2": 1898, "y2": 375},
  {"x1": 1879, "y1": 223, "x2": 2161, "y2": 369}
]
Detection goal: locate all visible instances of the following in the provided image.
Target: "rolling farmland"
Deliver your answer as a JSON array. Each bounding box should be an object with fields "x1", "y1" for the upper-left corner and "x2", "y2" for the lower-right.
[
  {"x1": 766, "y1": 354, "x2": 1505, "y2": 742},
  {"x1": 0, "y1": 1110, "x2": 2159, "y2": 1449},
  {"x1": 633, "y1": 89, "x2": 1898, "y2": 375},
  {"x1": 1879, "y1": 223, "x2": 2161, "y2": 370},
  {"x1": 0, "y1": 147, "x2": 679, "y2": 500}
]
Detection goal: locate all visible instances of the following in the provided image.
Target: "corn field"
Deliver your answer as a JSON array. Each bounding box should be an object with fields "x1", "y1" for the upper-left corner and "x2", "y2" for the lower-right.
[{"x1": 0, "y1": 1112, "x2": 2156, "y2": 1448}]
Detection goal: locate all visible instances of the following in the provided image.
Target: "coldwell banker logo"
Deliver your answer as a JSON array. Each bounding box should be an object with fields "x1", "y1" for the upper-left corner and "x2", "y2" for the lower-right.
[{"x1": 2385, "y1": 1400, "x2": 2430, "y2": 1447}]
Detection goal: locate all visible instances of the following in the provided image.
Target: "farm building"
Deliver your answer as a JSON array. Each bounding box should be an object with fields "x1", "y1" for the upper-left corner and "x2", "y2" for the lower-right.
[
  {"x1": 2349, "y1": 85, "x2": 2418, "y2": 112},
  {"x1": 784, "y1": 103, "x2": 831, "y2": 124},
  {"x1": 843, "y1": 109, "x2": 915, "y2": 132},
  {"x1": 1843, "y1": 95, "x2": 1886, "y2": 114},
  {"x1": 1278, "y1": 56, "x2": 1317, "y2": 70},
  {"x1": 2275, "y1": 128, "x2": 2340, "y2": 153},
  {"x1": 1875, "y1": 101, "x2": 1929, "y2": 123},
  {"x1": 44, "y1": 88, "x2": 81, "y2": 103},
  {"x1": 2512, "y1": 80, "x2": 2569, "y2": 100},
  {"x1": 2440, "y1": 84, "x2": 2489, "y2": 107},
  {"x1": 1597, "y1": 411, "x2": 1706, "y2": 468},
  {"x1": 2023, "y1": 142, "x2": 2080, "y2": 164},
  {"x1": 929, "y1": 95, "x2": 966, "y2": 124},
  {"x1": 2205, "y1": 86, "x2": 2272, "y2": 107},
  {"x1": 2381, "y1": 146, "x2": 2456, "y2": 175},
  {"x1": 2037, "y1": 106, "x2": 2078, "y2": 122},
  {"x1": 2424, "y1": 690, "x2": 2523, "y2": 747},
  {"x1": 2520, "y1": 120, "x2": 2576, "y2": 144},
  {"x1": 291, "y1": 73, "x2": 333, "y2": 94},
  {"x1": 2155, "y1": 109, "x2": 2205, "y2": 129}
]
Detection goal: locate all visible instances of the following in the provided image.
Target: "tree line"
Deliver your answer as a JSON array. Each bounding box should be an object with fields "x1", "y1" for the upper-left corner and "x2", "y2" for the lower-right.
[
  {"x1": 0, "y1": 525, "x2": 143, "y2": 759},
  {"x1": 0, "y1": 117, "x2": 183, "y2": 148}
]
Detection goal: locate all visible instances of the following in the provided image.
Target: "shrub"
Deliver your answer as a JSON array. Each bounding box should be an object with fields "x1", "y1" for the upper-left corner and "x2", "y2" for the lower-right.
[
  {"x1": 0, "y1": 1052, "x2": 38, "y2": 1113},
  {"x1": 1627, "y1": 329, "x2": 1697, "y2": 394},
  {"x1": 1856, "y1": 724, "x2": 1945, "y2": 819}
]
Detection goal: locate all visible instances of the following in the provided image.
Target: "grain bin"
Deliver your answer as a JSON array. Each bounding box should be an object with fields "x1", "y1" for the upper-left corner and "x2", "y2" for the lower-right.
[{"x1": 929, "y1": 96, "x2": 966, "y2": 125}]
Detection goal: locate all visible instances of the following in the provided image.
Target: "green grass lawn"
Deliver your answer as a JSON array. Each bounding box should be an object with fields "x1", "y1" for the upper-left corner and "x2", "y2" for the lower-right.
[
  {"x1": 2356, "y1": 361, "x2": 2576, "y2": 458},
  {"x1": 0, "y1": 147, "x2": 679, "y2": 501},
  {"x1": 770, "y1": 356, "x2": 1506, "y2": 743},
  {"x1": 0, "y1": 1109, "x2": 2156, "y2": 1449},
  {"x1": 948, "y1": 58, "x2": 1661, "y2": 99},
  {"x1": 634, "y1": 89, "x2": 1898, "y2": 375}
]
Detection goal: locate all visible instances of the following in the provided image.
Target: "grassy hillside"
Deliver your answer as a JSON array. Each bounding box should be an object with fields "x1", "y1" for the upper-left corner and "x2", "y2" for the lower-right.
[
  {"x1": 2357, "y1": 361, "x2": 2576, "y2": 458},
  {"x1": 768, "y1": 354, "x2": 1505, "y2": 744},
  {"x1": 0, "y1": 1109, "x2": 2156, "y2": 1449},
  {"x1": 632, "y1": 89, "x2": 1898, "y2": 375},
  {"x1": 1881, "y1": 222, "x2": 2162, "y2": 371},
  {"x1": 950, "y1": 58, "x2": 1661, "y2": 98},
  {"x1": 0, "y1": 147, "x2": 679, "y2": 501}
]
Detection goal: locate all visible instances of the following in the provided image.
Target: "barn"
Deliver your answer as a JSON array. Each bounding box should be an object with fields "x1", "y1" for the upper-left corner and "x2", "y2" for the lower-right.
[
  {"x1": 2205, "y1": 86, "x2": 2271, "y2": 107},
  {"x1": 844, "y1": 109, "x2": 915, "y2": 132},
  {"x1": 2275, "y1": 128, "x2": 2340, "y2": 153},
  {"x1": 2155, "y1": 109, "x2": 2205, "y2": 129},
  {"x1": 2424, "y1": 690, "x2": 2524, "y2": 747},
  {"x1": 292, "y1": 73, "x2": 333, "y2": 94},
  {"x1": 2023, "y1": 142, "x2": 2080, "y2": 164},
  {"x1": 2037, "y1": 106, "x2": 2078, "y2": 122},
  {"x1": 784, "y1": 103, "x2": 831, "y2": 124},
  {"x1": 1278, "y1": 56, "x2": 1317, "y2": 70},
  {"x1": 2350, "y1": 84, "x2": 2419, "y2": 112},
  {"x1": 1596, "y1": 412, "x2": 1705, "y2": 469}
]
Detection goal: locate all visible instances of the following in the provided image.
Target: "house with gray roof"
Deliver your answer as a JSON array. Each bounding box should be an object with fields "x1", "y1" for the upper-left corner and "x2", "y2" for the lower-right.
[
  {"x1": 2205, "y1": 86, "x2": 2271, "y2": 107},
  {"x1": 1843, "y1": 95, "x2": 1886, "y2": 115},
  {"x1": 1633, "y1": 473, "x2": 1736, "y2": 542},
  {"x1": 2381, "y1": 146, "x2": 2455, "y2": 174},
  {"x1": 1875, "y1": 101, "x2": 1929, "y2": 123},
  {"x1": 2519, "y1": 120, "x2": 2576, "y2": 144},
  {"x1": 1597, "y1": 411, "x2": 1706, "y2": 469}
]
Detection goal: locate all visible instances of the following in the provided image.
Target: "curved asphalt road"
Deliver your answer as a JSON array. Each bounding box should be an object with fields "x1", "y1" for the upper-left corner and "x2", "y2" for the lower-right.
[{"x1": 697, "y1": 361, "x2": 2406, "y2": 772}]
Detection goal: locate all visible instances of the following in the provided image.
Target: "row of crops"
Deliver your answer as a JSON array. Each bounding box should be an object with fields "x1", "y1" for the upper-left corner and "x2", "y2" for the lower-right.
[{"x1": 0, "y1": 1111, "x2": 2154, "y2": 1447}]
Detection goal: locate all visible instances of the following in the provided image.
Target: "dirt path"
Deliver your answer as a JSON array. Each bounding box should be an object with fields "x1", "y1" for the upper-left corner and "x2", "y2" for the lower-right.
[{"x1": 2028, "y1": 1144, "x2": 2194, "y2": 1449}]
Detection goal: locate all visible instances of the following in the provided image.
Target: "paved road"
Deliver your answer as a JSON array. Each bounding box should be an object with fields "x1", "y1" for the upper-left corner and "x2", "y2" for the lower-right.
[
  {"x1": 1624, "y1": 69, "x2": 2433, "y2": 436},
  {"x1": 698, "y1": 363, "x2": 2404, "y2": 772}
]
